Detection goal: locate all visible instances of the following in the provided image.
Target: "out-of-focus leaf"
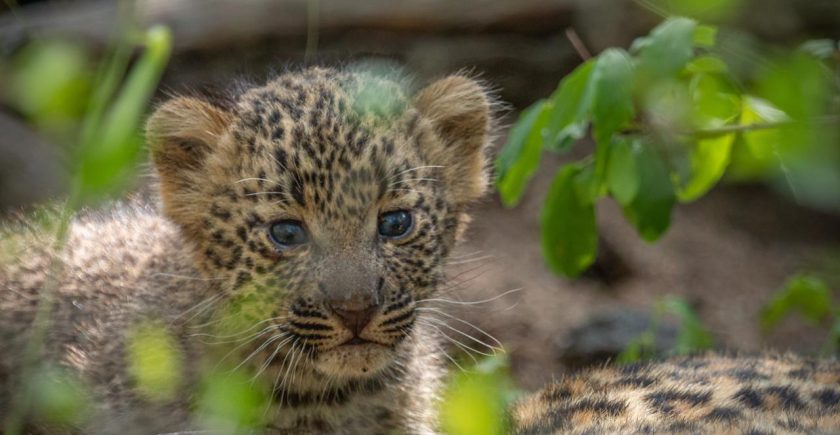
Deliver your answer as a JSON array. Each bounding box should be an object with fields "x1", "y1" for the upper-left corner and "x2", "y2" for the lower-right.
[
  {"x1": 689, "y1": 73, "x2": 740, "y2": 128},
  {"x1": 543, "y1": 60, "x2": 595, "y2": 151},
  {"x1": 675, "y1": 135, "x2": 735, "y2": 202},
  {"x1": 693, "y1": 25, "x2": 718, "y2": 48},
  {"x1": 541, "y1": 164, "x2": 598, "y2": 277},
  {"x1": 727, "y1": 96, "x2": 788, "y2": 181},
  {"x1": 573, "y1": 162, "x2": 599, "y2": 205},
  {"x1": 126, "y1": 322, "x2": 183, "y2": 402},
  {"x1": 617, "y1": 331, "x2": 657, "y2": 364},
  {"x1": 197, "y1": 370, "x2": 269, "y2": 434},
  {"x1": 622, "y1": 144, "x2": 676, "y2": 242},
  {"x1": 670, "y1": 73, "x2": 738, "y2": 201},
  {"x1": 685, "y1": 55, "x2": 728, "y2": 74},
  {"x1": 761, "y1": 275, "x2": 833, "y2": 331},
  {"x1": 496, "y1": 101, "x2": 549, "y2": 207},
  {"x1": 755, "y1": 53, "x2": 840, "y2": 211},
  {"x1": 441, "y1": 355, "x2": 512, "y2": 435},
  {"x1": 5, "y1": 39, "x2": 93, "y2": 136},
  {"x1": 30, "y1": 365, "x2": 90, "y2": 426},
  {"x1": 590, "y1": 49, "x2": 634, "y2": 200},
  {"x1": 75, "y1": 26, "x2": 172, "y2": 199},
  {"x1": 347, "y1": 61, "x2": 408, "y2": 122},
  {"x1": 799, "y1": 39, "x2": 838, "y2": 60},
  {"x1": 661, "y1": 296, "x2": 714, "y2": 354},
  {"x1": 634, "y1": 18, "x2": 697, "y2": 86},
  {"x1": 642, "y1": 80, "x2": 693, "y2": 135},
  {"x1": 740, "y1": 96, "x2": 789, "y2": 158},
  {"x1": 823, "y1": 317, "x2": 840, "y2": 356},
  {"x1": 607, "y1": 136, "x2": 640, "y2": 205},
  {"x1": 206, "y1": 284, "x2": 279, "y2": 346},
  {"x1": 649, "y1": 0, "x2": 743, "y2": 21},
  {"x1": 592, "y1": 48, "x2": 635, "y2": 144}
]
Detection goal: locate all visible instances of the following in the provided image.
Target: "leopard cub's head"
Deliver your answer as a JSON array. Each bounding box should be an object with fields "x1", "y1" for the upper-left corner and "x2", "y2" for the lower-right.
[{"x1": 146, "y1": 66, "x2": 493, "y2": 378}]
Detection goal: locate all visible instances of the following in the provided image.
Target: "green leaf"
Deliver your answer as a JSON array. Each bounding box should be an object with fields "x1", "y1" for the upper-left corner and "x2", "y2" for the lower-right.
[
  {"x1": 126, "y1": 322, "x2": 183, "y2": 402},
  {"x1": 6, "y1": 39, "x2": 94, "y2": 135},
  {"x1": 685, "y1": 55, "x2": 728, "y2": 74},
  {"x1": 654, "y1": 0, "x2": 743, "y2": 21},
  {"x1": 740, "y1": 96, "x2": 788, "y2": 158},
  {"x1": 543, "y1": 60, "x2": 595, "y2": 151},
  {"x1": 540, "y1": 164, "x2": 598, "y2": 277},
  {"x1": 197, "y1": 370, "x2": 270, "y2": 433},
  {"x1": 799, "y1": 39, "x2": 838, "y2": 60},
  {"x1": 607, "y1": 137, "x2": 640, "y2": 205},
  {"x1": 754, "y1": 53, "x2": 840, "y2": 211},
  {"x1": 592, "y1": 48, "x2": 636, "y2": 144},
  {"x1": 622, "y1": 144, "x2": 676, "y2": 242},
  {"x1": 675, "y1": 135, "x2": 735, "y2": 202},
  {"x1": 634, "y1": 17, "x2": 698, "y2": 86},
  {"x1": 75, "y1": 26, "x2": 172, "y2": 200},
  {"x1": 30, "y1": 366, "x2": 90, "y2": 426},
  {"x1": 661, "y1": 296, "x2": 714, "y2": 354},
  {"x1": 689, "y1": 73, "x2": 741, "y2": 128},
  {"x1": 440, "y1": 356, "x2": 512, "y2": 435},
  {"x1": 761, "y1": 274, "x2": 833, "y2": 331},
  {"x1": 495, "y1": 101, "x2": 549, "y2": 207},
  {"x1": 822, "y1": 316, "x2": 840, "y2": 355},
  {"x1": 693, "y1": 25, "x2": 718, "y2": 48},
  {"x1": 616, "y1": 332, "x2": 656, "y2": 364}
]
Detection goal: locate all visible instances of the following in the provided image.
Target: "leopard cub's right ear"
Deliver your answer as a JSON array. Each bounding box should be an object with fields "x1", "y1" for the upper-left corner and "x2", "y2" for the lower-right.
[{"x1": 146, "y1": 96, "x2": 233, "y2": 179}]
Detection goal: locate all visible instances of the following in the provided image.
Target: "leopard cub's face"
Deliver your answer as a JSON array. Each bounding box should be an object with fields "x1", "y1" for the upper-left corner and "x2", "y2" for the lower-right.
[{"x1": 147, "y1": 67, "x2": 492, "y2": 379}]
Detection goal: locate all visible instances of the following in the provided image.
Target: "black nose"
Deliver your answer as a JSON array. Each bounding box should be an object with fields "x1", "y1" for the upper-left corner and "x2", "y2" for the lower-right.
[{"x1": 332, "y1": 306, "x2": 378, "y2": 336}]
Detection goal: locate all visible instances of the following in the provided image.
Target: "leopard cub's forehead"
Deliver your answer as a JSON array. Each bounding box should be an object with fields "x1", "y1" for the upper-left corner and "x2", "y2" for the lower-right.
[
  {"x1": 231, "y1": 67, "x2": 413, "y2": 153},
  {"x1": 211, "y1": 68, "x2": 434, "y2": 224}
]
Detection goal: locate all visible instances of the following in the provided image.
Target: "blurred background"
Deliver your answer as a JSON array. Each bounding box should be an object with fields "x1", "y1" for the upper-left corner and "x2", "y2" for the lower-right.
[{"x1": 1, "y1": 0, "x2": 839, "y2": 397}]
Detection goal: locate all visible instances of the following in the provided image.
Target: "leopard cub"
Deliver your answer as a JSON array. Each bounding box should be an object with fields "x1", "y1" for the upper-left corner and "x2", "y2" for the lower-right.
[{"x1": 0, "y1": 66, "x2": 494, "y2": 434}]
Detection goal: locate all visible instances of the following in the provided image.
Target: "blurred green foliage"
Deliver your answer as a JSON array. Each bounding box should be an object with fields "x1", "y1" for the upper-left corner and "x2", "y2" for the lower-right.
[
  {"x1": 1, "y1": 26, "x2": 171, "y2": 203},
  {"x1": 761, "y1": 274, "x2": 839, "y2": 354},
  {"x1": 28, "y1": 365, "x2": 91, "y2": 427},
  {"x1": 2, "y1": 24, "x2": 172, "y2": 434},
  {"x1": 497, "y1": 15, "x2": 840, "y2": 278},
  {"x1": 74, "y1": 26, "x2": 172, "y2": 201},
  {"x1": 618, "y1": 295, "x2": 714, "y2": 363},
  {"x1": 440, "y1": 355, "x2": 515, "y2": 435},
  {"x1": 3, "y1": 40, "x2": 93, "y2": 139},
  {"x1": 196, "y1": 370, "x2": 270, "y2": 434},
  {"x1": 126, "y1": 322, "x2": 184, "y2": 402},
  {"x1": 645, "y1": 0, "x2": 745, "y2": 21}
]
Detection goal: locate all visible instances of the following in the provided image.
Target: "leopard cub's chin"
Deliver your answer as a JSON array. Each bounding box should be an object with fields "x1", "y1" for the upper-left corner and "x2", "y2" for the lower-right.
[{"x1": 313, "y1": 343, "x2": 395, "y2": 378}]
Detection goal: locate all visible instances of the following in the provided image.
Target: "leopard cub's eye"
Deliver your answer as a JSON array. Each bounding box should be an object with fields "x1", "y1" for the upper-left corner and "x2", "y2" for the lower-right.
[
  {"x1": 378, "y1": 210, "x2": 414, "y2": 239},
  {"x1": 269, "y1": 220, "x2": 308, "y2": 248}
]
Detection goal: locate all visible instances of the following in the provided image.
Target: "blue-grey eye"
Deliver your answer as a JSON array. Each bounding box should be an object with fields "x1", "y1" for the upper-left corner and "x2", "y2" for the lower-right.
[
  {"x1": 269, "y1": 220, "x2": 308, "y2": 248},
  {"x1": 378, "y1": 210, "x2": 413, "y2": 239}
]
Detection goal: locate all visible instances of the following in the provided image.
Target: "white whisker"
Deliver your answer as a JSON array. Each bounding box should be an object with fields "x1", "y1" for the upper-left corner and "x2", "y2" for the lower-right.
[
  {"x1": 416, "y1": 287, "x2": 522, "y2": 306},
  {"x1": 416, "y1": 307, "x2": 504, "y2": 350}
]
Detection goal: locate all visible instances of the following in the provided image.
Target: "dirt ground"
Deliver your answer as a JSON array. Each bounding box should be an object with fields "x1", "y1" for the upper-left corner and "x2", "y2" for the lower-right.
[{"x1": 448, "y1": 147, "x2": 840, "y2": 391}]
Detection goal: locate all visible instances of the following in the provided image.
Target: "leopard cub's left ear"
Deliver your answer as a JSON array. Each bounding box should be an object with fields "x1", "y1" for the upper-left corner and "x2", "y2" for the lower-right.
[{"x1": 412, "y1": 75, "x2": 494, "y2": 205}]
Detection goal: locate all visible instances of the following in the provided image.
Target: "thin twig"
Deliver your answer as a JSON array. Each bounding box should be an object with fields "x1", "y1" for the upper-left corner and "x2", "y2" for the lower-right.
[
  {"x1": 565, "y1": 28, "x2": 592, "y2": 61},
  {"x1": 689, "y1": 116, "x2": 840, "y2": 138}
]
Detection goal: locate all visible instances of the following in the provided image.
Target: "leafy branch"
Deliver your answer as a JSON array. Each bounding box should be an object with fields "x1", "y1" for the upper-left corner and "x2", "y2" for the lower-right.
[{"x1": 496, "y1": 17, "x2": 840, "y2": 278}]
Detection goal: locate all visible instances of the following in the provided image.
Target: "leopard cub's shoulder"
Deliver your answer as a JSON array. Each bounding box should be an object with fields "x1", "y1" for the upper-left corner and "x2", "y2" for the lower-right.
[{"x1": 513, "y1": 353, "x2": 840, "y2": 434}]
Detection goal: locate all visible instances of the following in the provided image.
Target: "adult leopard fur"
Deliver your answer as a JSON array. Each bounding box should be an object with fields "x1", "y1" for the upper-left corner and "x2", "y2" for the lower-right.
[{"x1": 513, "y1": 353, "x2": 840, "y2": 434}]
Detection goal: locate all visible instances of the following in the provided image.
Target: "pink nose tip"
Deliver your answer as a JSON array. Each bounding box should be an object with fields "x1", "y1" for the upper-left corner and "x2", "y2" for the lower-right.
[{"x1": 332, "y1": 306, "x2": 378, "y2": 336}]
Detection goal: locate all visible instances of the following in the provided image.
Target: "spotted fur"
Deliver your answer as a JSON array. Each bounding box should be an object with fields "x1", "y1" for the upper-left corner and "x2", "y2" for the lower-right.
[
  {"x1": 513, "y1": 353, "x2": 840, "y2": 434},
  {"x1": 0, "y1": 66, "x2": 494, "y2": 433}
]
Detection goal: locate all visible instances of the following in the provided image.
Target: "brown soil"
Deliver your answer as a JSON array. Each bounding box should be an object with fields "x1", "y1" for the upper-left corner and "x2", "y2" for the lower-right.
[{"x1": 448, "y1": 149, "x2": 840, "y2": 390}]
